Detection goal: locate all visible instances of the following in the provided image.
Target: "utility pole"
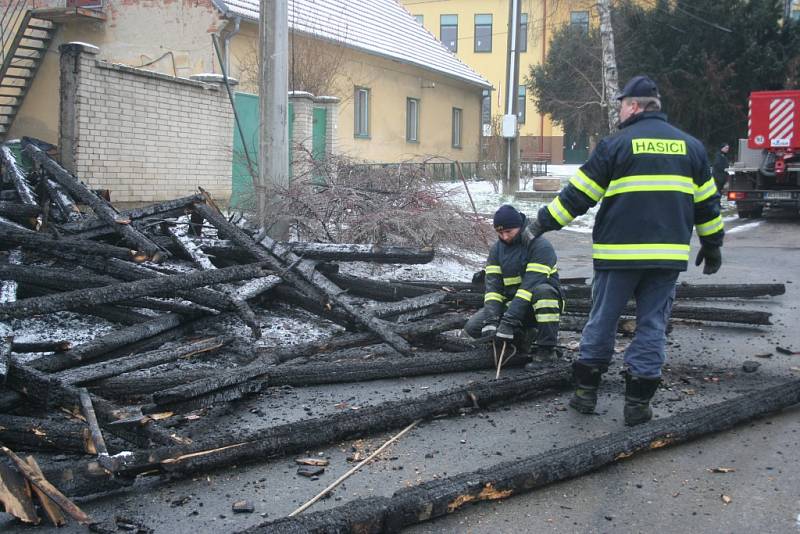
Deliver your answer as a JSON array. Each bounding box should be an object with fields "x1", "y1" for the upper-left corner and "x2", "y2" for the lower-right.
[
  {"x1": 597, "y1": 0, "x2": 620, "y2": 132},
  {"x1": 259, "y1": 0, "x2": 289, "y2": 238},
  {"x1": 502, "y1": 0, "x2": 522, "y2": 194}
]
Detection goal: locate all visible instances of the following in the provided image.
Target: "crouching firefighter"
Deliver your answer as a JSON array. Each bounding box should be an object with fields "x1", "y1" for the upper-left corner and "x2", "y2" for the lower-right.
[{"x1": 464, "y1": 205, "x2": 563, "y2": 370}]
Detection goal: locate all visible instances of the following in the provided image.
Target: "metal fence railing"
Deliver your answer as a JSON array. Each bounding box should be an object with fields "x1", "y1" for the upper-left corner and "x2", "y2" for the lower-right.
[{"x1": 342, "y1": 160, "x2": 549, "y2": 183}]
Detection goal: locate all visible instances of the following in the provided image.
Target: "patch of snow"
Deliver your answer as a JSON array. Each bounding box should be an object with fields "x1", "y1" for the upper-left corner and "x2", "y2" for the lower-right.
[{"x1": 727, "y1": 221, "x2": 763, "y2": 234}]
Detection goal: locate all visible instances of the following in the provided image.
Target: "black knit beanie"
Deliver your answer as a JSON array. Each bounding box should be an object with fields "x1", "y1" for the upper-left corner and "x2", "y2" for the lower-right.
[{"x1": 493, "y1": 205, "x2": 523, "y2": 230}]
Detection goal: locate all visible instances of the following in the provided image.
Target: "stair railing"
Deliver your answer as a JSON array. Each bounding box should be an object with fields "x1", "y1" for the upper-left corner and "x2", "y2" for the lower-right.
[{"x1": 1, "y1": 0, "x2": 33, "y2": 68}]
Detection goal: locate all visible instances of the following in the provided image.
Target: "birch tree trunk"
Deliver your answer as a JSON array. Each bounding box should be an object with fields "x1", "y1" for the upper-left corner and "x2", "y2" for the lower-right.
[{"x1": 598, "y1": 0, "x2": 620, "y2": 132}]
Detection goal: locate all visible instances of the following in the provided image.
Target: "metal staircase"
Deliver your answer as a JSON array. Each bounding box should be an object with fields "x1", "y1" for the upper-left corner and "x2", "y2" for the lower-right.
[{"x1": 0, "y1": 1, "x2": 56, "y2": 141}]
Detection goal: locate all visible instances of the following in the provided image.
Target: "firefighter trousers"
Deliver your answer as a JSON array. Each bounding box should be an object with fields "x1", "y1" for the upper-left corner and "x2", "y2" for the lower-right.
[{"x1": 579, "y1": 269, "x2": 678, "y2": 378}]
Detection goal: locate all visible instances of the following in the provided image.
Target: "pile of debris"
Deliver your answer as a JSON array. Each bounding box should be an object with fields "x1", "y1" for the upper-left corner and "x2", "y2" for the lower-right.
[{"x1": 0, "y1": 137, "x2": 791, "y2": 531}]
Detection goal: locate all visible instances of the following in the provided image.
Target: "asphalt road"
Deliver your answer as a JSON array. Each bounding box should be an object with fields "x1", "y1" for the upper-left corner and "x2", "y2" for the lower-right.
[{"x1": 2, "y1": 210, "x2": 798, "y2": 534}]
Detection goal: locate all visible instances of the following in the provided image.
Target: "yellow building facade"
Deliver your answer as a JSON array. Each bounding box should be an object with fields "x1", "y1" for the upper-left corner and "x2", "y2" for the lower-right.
[{"x1": 400, "y1": 0, "x2": 594, "y2": 163}]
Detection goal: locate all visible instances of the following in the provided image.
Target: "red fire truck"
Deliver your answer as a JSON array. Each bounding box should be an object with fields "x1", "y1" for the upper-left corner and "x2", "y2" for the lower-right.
[{"x1": 727, "y1": 90, "x2": 800, "y2": 218}]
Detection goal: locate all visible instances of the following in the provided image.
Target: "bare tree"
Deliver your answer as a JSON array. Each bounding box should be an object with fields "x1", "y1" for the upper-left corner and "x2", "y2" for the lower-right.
[{"x1": 235, "y1": 34, "x2": 347, "y2": 95}]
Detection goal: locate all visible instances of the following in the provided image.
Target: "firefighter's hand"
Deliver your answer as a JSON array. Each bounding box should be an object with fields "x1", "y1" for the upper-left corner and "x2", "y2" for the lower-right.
[
  {"x1": 521, "y1": 219, "x2": 544, "y2": 245},
  {"x1": 695, "y1": 246, "x2": 722, "y2": 275},
  {"x1": 495, "y1": 319, "x2": 517, "y2": 341}
]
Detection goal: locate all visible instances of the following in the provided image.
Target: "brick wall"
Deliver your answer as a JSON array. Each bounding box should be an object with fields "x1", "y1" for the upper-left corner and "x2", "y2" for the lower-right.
[{"x1": 59, "y1": 43, "x2": 234, "y2": 203}]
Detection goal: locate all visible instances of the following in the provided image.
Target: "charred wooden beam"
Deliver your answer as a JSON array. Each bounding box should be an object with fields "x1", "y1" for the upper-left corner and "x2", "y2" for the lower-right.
[
  {"x1": 0, "y1": 201, "x2": 41, "y2": 221},
  {"x1": 166, "y1": 225, "x2": 215, "y2": 270},
  {"x1": 6, "y1": 358, "x2": 184, "y2": 447},
  {"x1": 195, "y1": 203, "x2": 411, "y2": 355},
  {"x1": 45, "y1": 179, "x2": 82, "y2": 223},
  {"x1": 91, "y1": 313, "x2": 468, "y2": 400},
  {"x1": 366, "y1": 292, "x2": 448, "y2": 319},
  {"x1": 58, "y1": 336, "x2": 229, "y2": 386},
  {"x1": 249, "y1": 378, "x2": 800, "y2": 533},
  {"x1": 152, "y1": 349, "x2": 527, "y2": 410},
  {"x1": 109, "y1": 365, "x2": 573, "y2": 478},
  {"x1": 0, "y1": 262, "x2": 269, "y2": 319},
  {"x1": 197, "y1": 239, "x2": 437, "y2": 264},
  {"x1": 164, "y1": 227, "x2": 261, "y2": 337},
  {"x1": 281, "y1": 242, "x2": 434, "y2": 264},
  {"x1": 0, "y1": 247, "x2": 22, "y2": 303},
  {"x1": 565, "y1": 301, "x2": 772, "y2": 325},
  {"x1": 144, "y1": 314, "x2": 469, "y2": 407},
  {"x1": 28, "y1": 312, "x2": 189, "y2": 373},
  {"x1": 59, "y1": 193, "x2": 203, "y2": 236},
  {"x1": 327, "y1": 272, "x2": 431, "y2": 301},
  {"x1": 0, "y1": 415, "x2": 92, "y2": 453},
  {"x1": 562, "y1": 282, "x2": 787, "y2": 300},
  {"x1": 0, "y1": 264, "x2": 119, "y2": 291},
  {"x1": 0, "y1": 215, "x2": 32, "y2": 232},
  {"x1": 66, "y1": 255, "x2": 261, "y2": 337},
  {"x1": 0, "y1": 228, "x2": 145, "y2": 261},
  {"x1": 16, "y1": 283, "x2": 152, "y2": 325},
  {"x1": 25, "y1": 456, "x2": 134, "y2": 501},
  {"x1": 0, "y1": 145, "x2": 37, "y2": 207},
  {"x1": 23, "y1": 142, "x2": 164, "y2": 259},
  {"x1": 10, "y1": 339, "x2": 72, "y2": 353}
]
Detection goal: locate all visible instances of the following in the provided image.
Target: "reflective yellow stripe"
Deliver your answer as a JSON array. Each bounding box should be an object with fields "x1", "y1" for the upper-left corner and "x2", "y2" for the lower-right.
[
  {"x1": 547, "y1": 197, "x2": 574, "y2": 227},
  {"x1": 696, "y1": 215, "x2": 724, "y2": 236},
  {"x1": 484, "y1": 292, "x2": 505, "y2": 303},
  {"x1": 569, "y1": 169, "x2": 605, "y2": 202},
  {"x1": 526, "y1": 263, "x2": 551, "y2": 274},
  {"x1": 535, "y1": 313, "x2": 560, "y2": 323},
  {"x1": 592, "y1": 243, "x2": 690, "y2": 261},
  {"x1": 694, "y1": 177, "x2": 718, "y2": 203},
  {"x1": 605, "y1": 175, "x2": 694, "y2": 197},
  {"x1": 485, "y1": 265, "x2": 502, "y2": 275},
  {"x1": 631, "y1": 138, "x2": 687, "y2": 155},
  {"x1": 515, "y1": 289, "x2": 533, "y2": 302},
  {"x1": 533, "y1": 299, "x2": 560, "y2": 310},
  {"x1": 503, "y1": 276, "x2": 522, "y2": 286}
]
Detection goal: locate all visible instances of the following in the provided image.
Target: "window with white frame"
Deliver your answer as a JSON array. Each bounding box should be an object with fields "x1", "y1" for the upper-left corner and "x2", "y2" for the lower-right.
[
  {"x1": 452, "y1": 107, "x2": 463, "y2": 148},
  {"x1": 406, "y1": 98, "x2": 420, "y2": 143},
  {"x1": 354, "y1": 87, "x2": 370, "y2": 138}
]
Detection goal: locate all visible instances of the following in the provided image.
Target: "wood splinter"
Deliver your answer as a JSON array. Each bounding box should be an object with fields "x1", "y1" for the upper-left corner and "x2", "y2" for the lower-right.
[{"x1": 1, "y1": 446, "x2": 92, "y2": 525}]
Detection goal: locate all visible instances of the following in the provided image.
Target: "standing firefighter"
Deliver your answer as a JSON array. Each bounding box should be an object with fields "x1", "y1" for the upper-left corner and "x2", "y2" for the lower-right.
[
  {"x1": 523, "y1": 75, "x2": 724, "y2": 426},
  {"x1": 464, "y1": 205, "x2": 563, "y2": 370},
  {"x1": 712, "y1": 142, "x2": 730, "y2": 192}
]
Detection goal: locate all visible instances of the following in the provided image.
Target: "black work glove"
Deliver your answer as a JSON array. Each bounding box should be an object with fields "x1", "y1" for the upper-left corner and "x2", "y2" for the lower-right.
[
  {"x1": 495, "y1": 319, "x2": 519, "y2": 341},
  {"x1": 694, "y1": 246, "x2": 722, "y2": 275},
  {"x1": 520, "y1": 218, "x2": 544, "y2": 245},
  {"x1": 480, "y1": 320, "x2": 499, "y2": 338}
]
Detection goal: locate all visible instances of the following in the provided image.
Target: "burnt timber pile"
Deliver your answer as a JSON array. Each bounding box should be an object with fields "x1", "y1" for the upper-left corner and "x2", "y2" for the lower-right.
[{"x1": 0, "y1": 138, "x2": 793, "y2": 531}]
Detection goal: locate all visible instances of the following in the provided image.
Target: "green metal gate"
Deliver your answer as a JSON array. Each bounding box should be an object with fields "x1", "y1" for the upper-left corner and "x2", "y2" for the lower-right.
[
  {"x1": 312, "y1": 106, "x2": 327, "y2": 184},
  {"x1": 563, "y1": 130, "x2": 590, "y2": 164},
  {"x1": 231, "y1": 92, "x2": 294, "y2": 209}
]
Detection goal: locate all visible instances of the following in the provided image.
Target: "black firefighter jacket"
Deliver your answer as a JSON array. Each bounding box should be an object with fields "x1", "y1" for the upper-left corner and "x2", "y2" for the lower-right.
[
  {"x1": 537, "y1": 111, "x2": 724, "y2": 271},
  {"x1": 483, "y1": 217, "x2": 561, "y2": 326}
]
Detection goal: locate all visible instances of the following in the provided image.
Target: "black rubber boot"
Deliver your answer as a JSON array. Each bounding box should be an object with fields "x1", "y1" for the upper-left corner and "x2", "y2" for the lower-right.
[
  {"x1": 623, "y1": 372, "x2": 661, "y2": 426},
  {"x1": 568, "y1": 361, "x2": 605, "y2": 414},
  {"x1": 524, "y1": 346, "x2": 558, "y2": 371}
]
